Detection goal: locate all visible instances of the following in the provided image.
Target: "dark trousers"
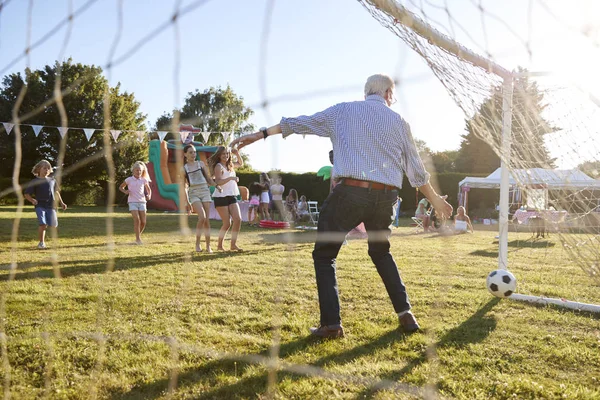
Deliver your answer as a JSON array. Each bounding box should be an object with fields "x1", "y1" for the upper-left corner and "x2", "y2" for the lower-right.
[{"x1": 312, "y1": 184, "x2": 411, "y2": 326}]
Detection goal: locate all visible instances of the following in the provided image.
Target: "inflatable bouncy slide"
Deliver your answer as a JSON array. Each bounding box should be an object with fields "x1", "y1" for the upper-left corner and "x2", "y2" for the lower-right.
[{"x1": 146, "y1": 125, "x2": 218, "y2": 211}]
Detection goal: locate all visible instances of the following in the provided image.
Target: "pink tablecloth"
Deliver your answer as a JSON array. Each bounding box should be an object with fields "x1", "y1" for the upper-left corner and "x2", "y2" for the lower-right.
[
  {"x1": 512, "y1": 209, "x2": 568, "y2": 224},
  {"x1": 209, "y1": 201, "x2": 251, "y2": 222}
]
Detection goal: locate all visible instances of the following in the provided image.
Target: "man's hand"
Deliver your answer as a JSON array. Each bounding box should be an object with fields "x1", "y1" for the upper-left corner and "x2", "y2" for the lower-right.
[
  {"x1": 60, "y1": 202, "x2": 67, "y2": 211},
  {"x1": 431, "y1": 195, "x2": 453, "y2": 219},
  {"x1": 230, "y1": 132, "x2": 261, "y2": 150}
]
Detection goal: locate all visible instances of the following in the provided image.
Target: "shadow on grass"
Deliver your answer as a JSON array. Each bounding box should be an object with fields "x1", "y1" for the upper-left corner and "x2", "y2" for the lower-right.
[
  {"x1": 470, "y1": 239, "x2": 555, "y2": 258},
  {"x1": 0, "y1": 211, "x2": 237, "y2": 239},
  {"x1": 108, "y1": 300, "x2": 501, "y2": 399},
  {"x1": 358, "y1": 297, "x2": 501, "y2": 398},
  {"x1": 258, "y1": 229, "x2": 318, "y2": 244},
  {"x1": 107, "y1": 336, "x2": 318, "y2": 400},
  {"x1": 0, "y1": 249, "x2": 262, "y2": 280}
]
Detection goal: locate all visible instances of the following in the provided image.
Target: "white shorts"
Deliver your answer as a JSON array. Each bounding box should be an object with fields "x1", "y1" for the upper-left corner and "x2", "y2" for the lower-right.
[
  {"x1": 188, "y1": 185, "x2": 212, "y2": 204},
  {"x1": 260, "y1": 191, "x2": 270, "y2": 204},
  {"x1": 129, "y1": 202, "x2": 147, "y2": 212}
]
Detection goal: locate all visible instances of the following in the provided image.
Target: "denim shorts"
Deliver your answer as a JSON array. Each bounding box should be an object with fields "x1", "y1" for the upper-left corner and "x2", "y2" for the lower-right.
[
  {"x1": 129, "y1": 202, "x2": 147, "y2": 212},
  {"x1": 188, "y1": 185, "x2": 212, "y2": 204},
  {"x1": 35, "y1": 206, "x2": 58, "y2": 227}
]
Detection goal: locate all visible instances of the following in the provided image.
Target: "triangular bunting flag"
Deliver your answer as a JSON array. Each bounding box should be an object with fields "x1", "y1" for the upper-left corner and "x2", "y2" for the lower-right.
[
  {"x1": 58, "y1": 127, "x2": 68, "y2": 138},
  {"x1": 83, "y1": 128, "x2": 95, "y2": 142},
  {"x1": 157, "y1": 131, "x2": 168, "y2": 142},
  {"x1": 221, "y1": 132, "x2": 230, "y2": 143},
  {"x1": 180, "y1": 131, "x2": 191, "y2": 144},
  {"x1": 110, "y1": 130, "x2": 121, "y2": 141},
  {"x1": 135, "y1": 131, "x2": 146, "y2": 143},
  {"x1": 32, "y1": 125, "x2": 43, "y2": 137},
  {"x1": 201, "y1": 132, "x2": 210, "y2": 143},
  {"x1": 2, "y1": 122, "x2": 14, "y2": 135}
]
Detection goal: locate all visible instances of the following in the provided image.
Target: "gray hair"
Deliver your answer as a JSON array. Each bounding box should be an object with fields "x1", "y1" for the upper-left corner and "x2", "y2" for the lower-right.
[{"x1": 364, "y1": 74, "x2": 394, "y2": 97}]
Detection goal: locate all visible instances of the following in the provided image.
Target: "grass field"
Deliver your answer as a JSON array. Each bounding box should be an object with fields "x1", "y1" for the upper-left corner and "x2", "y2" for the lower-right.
[{"x1": 0, "y1": 205, "x2": 599, "y2": 399}]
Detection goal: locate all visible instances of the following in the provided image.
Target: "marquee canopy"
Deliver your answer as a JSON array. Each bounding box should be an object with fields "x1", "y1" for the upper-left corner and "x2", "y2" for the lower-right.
[{"x1": 458, "y1": 168, "x2": 600, "y2": 191}]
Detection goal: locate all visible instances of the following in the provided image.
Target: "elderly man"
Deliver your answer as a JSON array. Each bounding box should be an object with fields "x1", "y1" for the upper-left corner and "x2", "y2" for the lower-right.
[{"x1": 231, "y1": 74, "x2": 452, "y2": 338}]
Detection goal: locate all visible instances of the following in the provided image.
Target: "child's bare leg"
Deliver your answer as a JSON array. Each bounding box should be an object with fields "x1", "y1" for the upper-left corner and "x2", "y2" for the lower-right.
[
  {"x1": 191, "y1": 202, "x2": 204, "y2": 252},
  {"x1": 229, "y1": 203, "x2": 243, "y2": 251},
  {"x1": 131, "y1": 211, "x2": 142, "y2": 243},
  {"x1": 215, "y1": 206, "x2": 231, "y2": 251},
  {"x1": 139, "y1": 211, "x2": 147, "y2": 236},
  {"x1": 202, "y1": 202, "x2": 212, "y2": 252},
  {"x1": 38, "y1": 225, "x2": 47, "y2": 245}
]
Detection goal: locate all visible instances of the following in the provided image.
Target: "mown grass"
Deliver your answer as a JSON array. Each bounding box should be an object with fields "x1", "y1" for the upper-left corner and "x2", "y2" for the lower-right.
[{"x1": 0, "y1": 205, "x2": 599, "y2": 399}]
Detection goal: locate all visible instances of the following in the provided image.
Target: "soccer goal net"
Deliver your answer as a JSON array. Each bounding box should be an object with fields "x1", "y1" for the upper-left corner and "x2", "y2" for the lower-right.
[{"x1": 359, "y1": 0, "x2": 600, "y2": 310}]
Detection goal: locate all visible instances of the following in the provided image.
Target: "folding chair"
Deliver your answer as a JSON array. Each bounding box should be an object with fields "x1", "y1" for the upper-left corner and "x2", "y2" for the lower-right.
[
  {"x1": 411, "y1": 216, "x2": 424, "y2": 233},
  {"x1": 307, "y1": 201, "x2": 320, "y2": 225}
]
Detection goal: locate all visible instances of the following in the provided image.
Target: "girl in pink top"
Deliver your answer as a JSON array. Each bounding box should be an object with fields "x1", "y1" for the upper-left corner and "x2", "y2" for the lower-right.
[{"x1": 119, "y1": 161, "x2": 152, "y2": 245}]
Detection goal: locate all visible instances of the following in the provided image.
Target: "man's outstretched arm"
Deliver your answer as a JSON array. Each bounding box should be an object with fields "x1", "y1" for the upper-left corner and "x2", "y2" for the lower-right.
[{"x1": 230, "y1": 125, "x2": 282, "y2": 150}]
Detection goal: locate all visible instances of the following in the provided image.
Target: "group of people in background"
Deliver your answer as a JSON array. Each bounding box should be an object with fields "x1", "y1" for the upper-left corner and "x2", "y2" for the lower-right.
[
  {"x1": 246, "y1": 173, "x2": 311, "y2": 226},
  {"x1": 414, "y1": 195, "x2": 473, "y2": 234}
]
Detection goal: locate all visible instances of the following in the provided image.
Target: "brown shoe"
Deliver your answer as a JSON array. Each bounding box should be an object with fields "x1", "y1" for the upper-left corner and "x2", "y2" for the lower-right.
[
  {"x1": 399, "y1": 311, "x2": 420, "y2": 333},
  {"x1": 309, "y1": 325, "x2": 344, "y2": 338}
]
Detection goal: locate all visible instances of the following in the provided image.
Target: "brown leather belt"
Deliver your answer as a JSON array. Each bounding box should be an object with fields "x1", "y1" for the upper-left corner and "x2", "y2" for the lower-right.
[{"x1": 341, "y1": 178, "x2": 395, "y2": 191}]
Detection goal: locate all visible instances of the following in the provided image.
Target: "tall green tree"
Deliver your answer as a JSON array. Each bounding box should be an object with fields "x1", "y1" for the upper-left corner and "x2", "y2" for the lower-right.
[
  {"x1": 0, "y1": 59, "x2": 147, "y2": 189},
  {"x1": 430, "y1": 150, "x2": 459, "y2": 173},
  {"x1": 456, "y1": 68, "x2": 557, "y2": 174},
  {"x1": 155, "y1": 85, "x2": 254, "y2": 146}
]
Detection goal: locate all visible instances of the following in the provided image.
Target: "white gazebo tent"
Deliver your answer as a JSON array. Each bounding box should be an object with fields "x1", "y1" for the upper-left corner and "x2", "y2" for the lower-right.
[{"x1": 458, "y1": 168, "x2": 600, "y2": 212}]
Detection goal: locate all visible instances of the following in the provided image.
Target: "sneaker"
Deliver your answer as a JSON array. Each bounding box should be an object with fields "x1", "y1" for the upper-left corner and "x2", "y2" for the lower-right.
[
  {"x1": 398, "y1": 311, "x2": 420, "y2": 333},
  {"x1": 309, "y1": 325, "x2": 345, "y2": 339},
  {"x1": 37, "y1": 242, "x2": 46, "y2": 250}
]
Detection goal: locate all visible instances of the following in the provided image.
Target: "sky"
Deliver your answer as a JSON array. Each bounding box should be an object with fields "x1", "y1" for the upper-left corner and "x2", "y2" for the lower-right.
[{"x1": 1, "y1": 0, "x2": 599, "y2": 173}]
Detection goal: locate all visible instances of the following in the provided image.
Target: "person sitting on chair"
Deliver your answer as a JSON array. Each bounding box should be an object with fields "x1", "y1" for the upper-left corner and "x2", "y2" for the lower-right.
[
  {"x1": 415, "y1": 199, "x2": 430, "y2": 232},
  {"x1": 454, "y1": 206, "x2": 474, "y2": 234}
]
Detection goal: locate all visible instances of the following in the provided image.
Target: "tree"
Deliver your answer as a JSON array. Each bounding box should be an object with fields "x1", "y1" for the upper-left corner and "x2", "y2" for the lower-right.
[
  {"x1": 456, "y1": 68, "x2": 557, "y2": 174},
  {"x1": 0, "y1": 59, "x2": 147, "y2": 191},
  {"x1": 430, "y1": 150, "x2": 459, "y2": 173},
  {"x1": 578, "y1": 160, "x2": 600, "y2": 179},
  {"x1": 155, "y1": 85, "x2": 254, "y2": 145}
]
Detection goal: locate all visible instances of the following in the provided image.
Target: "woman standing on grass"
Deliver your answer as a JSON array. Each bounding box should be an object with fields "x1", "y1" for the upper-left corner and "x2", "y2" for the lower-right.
[
  {"x1": 183, "y1": 144, "x2": 221, "y2": 253},
  {"x1": 209, "y1": 146, "x2": 243, "y2": 251}
]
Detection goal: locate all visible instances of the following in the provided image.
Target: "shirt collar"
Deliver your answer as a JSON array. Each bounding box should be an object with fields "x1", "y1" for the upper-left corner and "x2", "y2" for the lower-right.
[{"x1": 365, "y1": 94, "x2": 387, "y2": 104}]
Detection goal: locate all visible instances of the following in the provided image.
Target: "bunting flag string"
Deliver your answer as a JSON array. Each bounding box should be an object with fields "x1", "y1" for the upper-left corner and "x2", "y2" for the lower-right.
[
  {"x1": 83, "y1": 128, "x2": 95, "y2": 142},
  {"x1": 221, "y1": 131, "x2": 231, "y2": 144},
  {"x1": 110, "y1": 130, "x2": 121, "y2": 142},
  {"x1": 32, "y1": 125, "x2": 43, "y2": 137},
  {"x1": 2, "y1": 122, "x2": 14, "y2": 135},
  {"x1": 157, "y1": 131, "x2": 168, "y2": 142},
  {"x1": 179, "y1": 130, "x2": 190, "y2": 144},
  {"x1": 0, "y1": 121, "x2": 241, "y2": 145},
  {"x1": 135, "y1": 131, "x2": 145, "y2": 143}
]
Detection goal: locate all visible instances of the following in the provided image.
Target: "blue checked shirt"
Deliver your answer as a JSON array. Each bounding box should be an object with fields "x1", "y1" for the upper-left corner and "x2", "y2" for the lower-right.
[{"x1": 280, "y1": 95, "x2": 430, "y2": 188}]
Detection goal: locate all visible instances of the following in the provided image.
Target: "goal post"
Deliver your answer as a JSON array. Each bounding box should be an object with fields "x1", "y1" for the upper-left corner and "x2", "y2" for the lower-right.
[{"x1": 358, "y1": 0, "x2": 600, "y2": 313}]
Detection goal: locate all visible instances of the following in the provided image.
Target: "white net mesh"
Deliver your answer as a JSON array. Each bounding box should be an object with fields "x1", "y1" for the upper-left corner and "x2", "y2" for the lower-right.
[
  {"x1": 1, "y1": 0, "x2": 600, "y2": 398},
  {"x1": 359, "y1": 0, "x2": 600, "y2": 284}
]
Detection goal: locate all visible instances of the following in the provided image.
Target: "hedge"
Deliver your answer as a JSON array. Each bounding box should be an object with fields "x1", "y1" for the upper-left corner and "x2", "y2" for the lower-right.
[{"x1": 1, "y1": 172, "x2": 501, "y2": 217}]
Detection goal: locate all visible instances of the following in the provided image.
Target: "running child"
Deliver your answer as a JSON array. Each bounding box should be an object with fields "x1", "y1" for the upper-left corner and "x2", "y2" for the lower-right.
[
  {"x1": 24, "y1": 160, "x2": 67, "y2": 249},
  {"x1": 119, "y1": 161, "x2": 152, "y2": 245}
]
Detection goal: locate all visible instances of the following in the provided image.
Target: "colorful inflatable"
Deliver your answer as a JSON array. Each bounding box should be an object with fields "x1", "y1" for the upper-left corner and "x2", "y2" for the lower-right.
[{"x1": 146, "y1": 139, "x2": 219, "y2": 211}]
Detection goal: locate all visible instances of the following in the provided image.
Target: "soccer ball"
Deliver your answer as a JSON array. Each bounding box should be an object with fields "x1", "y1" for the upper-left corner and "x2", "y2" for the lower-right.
[{"x1": 486, "y1": 269, "x2": 516, "y2": 298}]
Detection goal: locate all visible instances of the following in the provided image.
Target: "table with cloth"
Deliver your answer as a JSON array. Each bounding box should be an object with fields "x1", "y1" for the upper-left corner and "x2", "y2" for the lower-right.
[{"x1": 512, "y1": 209, "x2": 568, "y2": 224}]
